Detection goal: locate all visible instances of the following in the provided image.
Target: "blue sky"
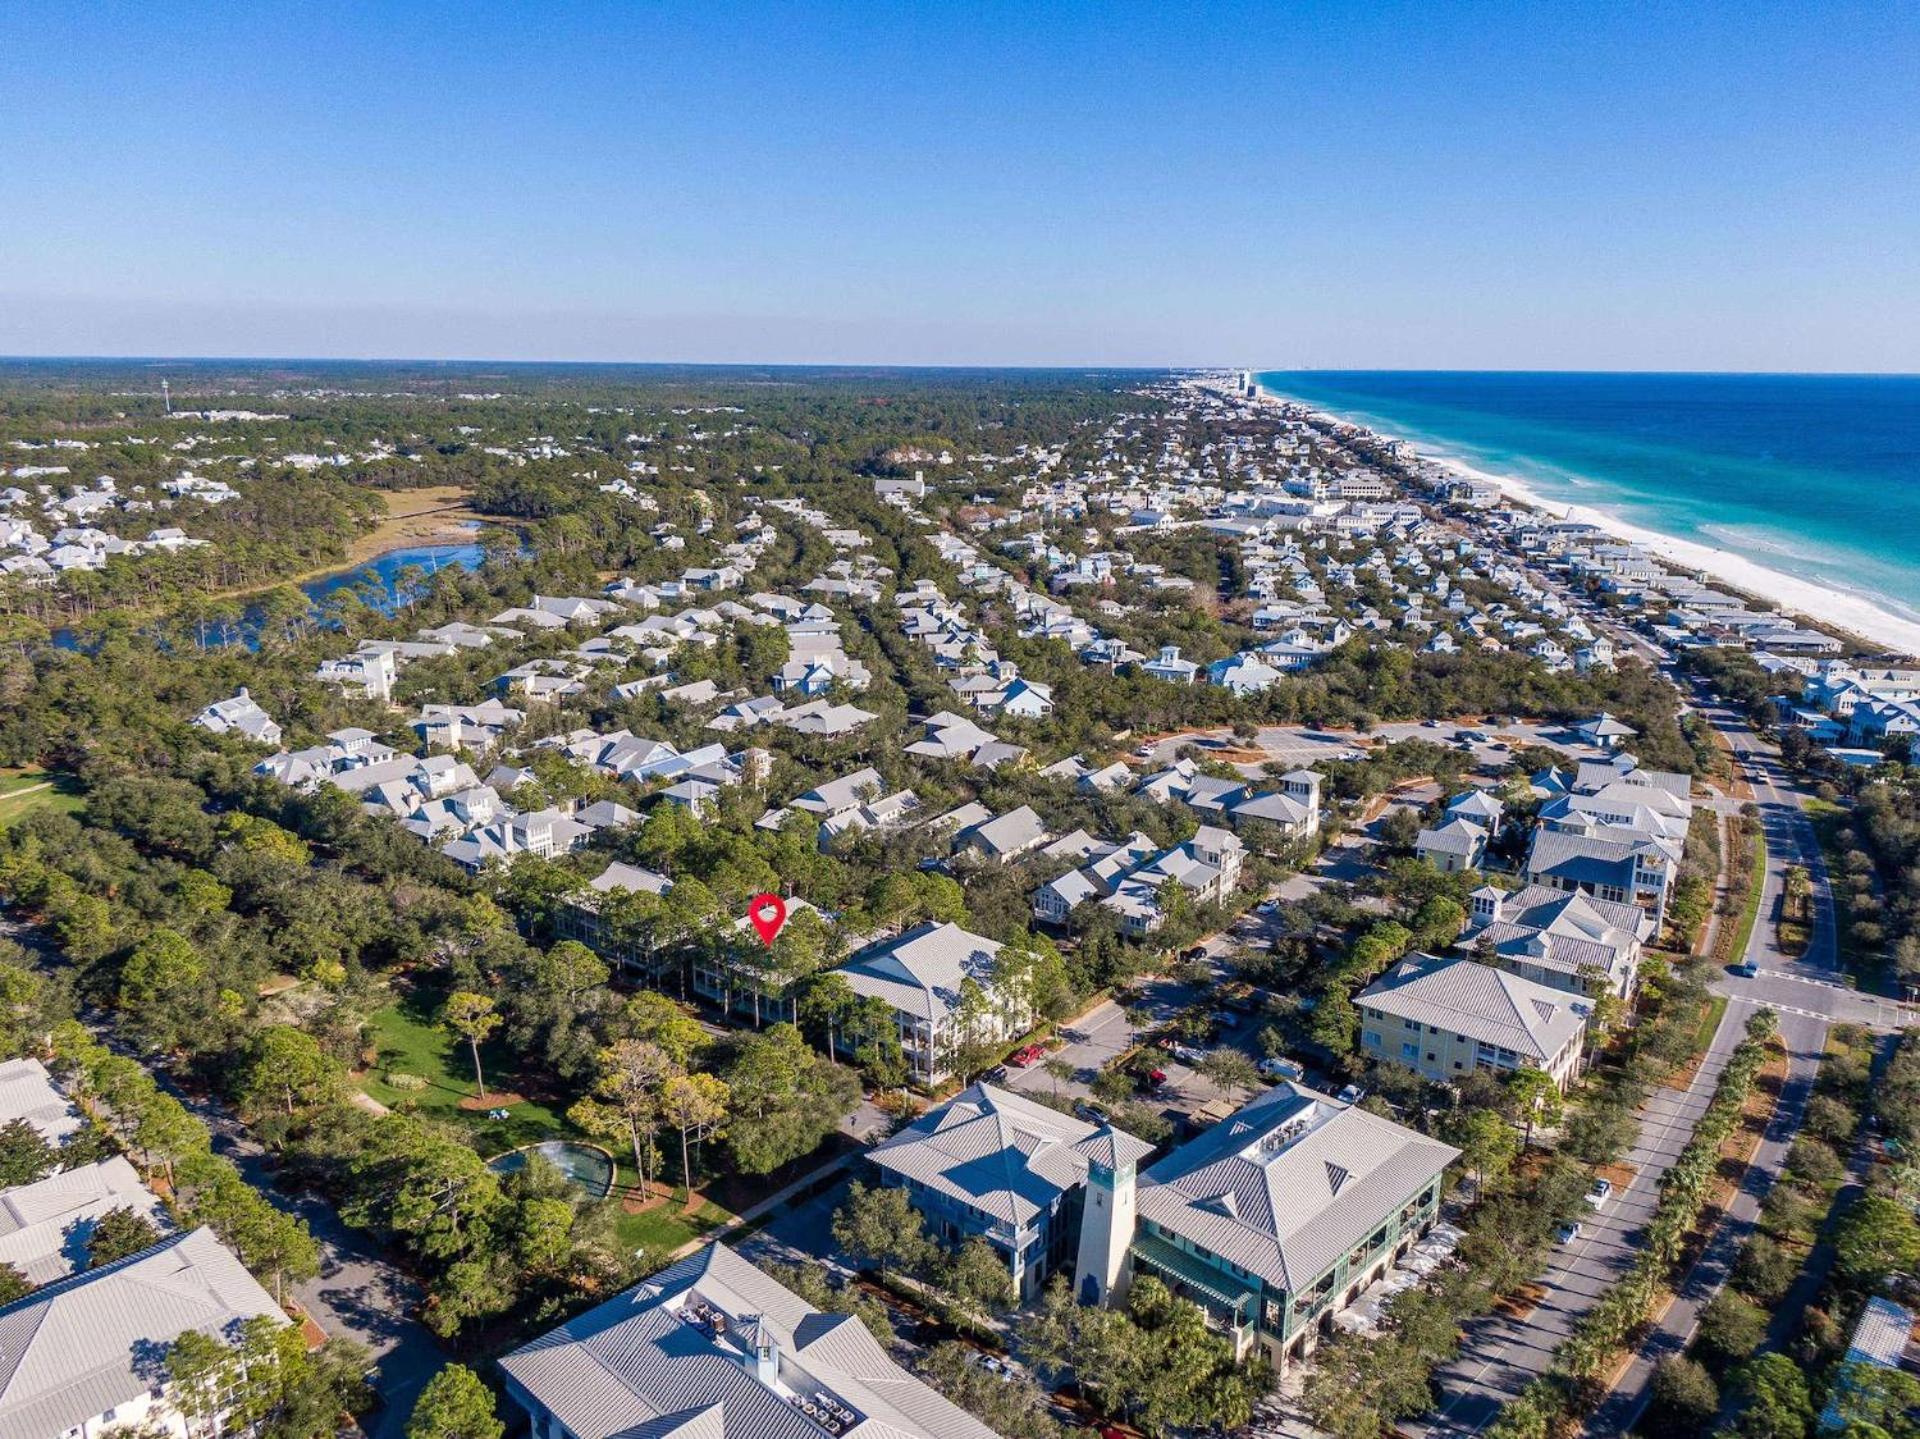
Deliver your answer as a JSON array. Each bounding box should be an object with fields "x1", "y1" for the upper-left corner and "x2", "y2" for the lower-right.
[{"x1": 2, "y1": 1, "x2": 1915, "y2": 368}]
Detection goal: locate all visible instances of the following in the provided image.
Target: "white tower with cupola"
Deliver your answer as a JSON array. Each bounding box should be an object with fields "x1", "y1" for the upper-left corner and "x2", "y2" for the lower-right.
[{"x1": 1073, "y1": 1126, "x2": 1138, "y2": 1308}]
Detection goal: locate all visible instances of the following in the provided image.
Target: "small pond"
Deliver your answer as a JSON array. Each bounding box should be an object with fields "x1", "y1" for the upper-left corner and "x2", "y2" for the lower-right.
[{"x1": 486, "y1": 1140, "x2": 615, "y2": 1199}]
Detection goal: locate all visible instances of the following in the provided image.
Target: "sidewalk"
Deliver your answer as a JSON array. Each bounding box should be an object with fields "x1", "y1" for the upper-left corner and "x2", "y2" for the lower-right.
[{"x1": 668, "y1": 1147, "x2": 863, "y2": 1261}]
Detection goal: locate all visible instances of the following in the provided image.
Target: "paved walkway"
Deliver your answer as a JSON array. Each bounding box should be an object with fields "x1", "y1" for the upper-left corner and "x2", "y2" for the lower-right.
[{"x1": 668, "y1": 1148, "x2": 863, "y2": 1262}]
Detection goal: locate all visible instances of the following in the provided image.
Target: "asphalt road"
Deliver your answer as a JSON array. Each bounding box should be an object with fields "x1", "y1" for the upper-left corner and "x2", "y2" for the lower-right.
[
  {"x1": 1416, "y1": 685, "x2": 1909, "y2": 1438},
  {"x1": 103, "y1": 1046, "x2": 450, "y2": 1439},
  {"x1": 1589, "y1": 691, "x2": 1905, "y2": 1432},
  {"x1": 0, "y1": 908, "x2": 449, "y2": 1436}
]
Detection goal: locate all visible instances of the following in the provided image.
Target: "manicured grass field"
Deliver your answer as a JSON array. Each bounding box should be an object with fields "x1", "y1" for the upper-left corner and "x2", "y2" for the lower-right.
[
  {"x1": 0, "y1": 769, "x2": 84, "y2": 831},
  {"x1": 1689, "y1": 993, "x2": 1730, "y2": 1057},
  {"x1": 358, "y1": 990, "x2": 563, "y2": 1151},
  {"x1": 611, "y1": 1189, "x2": 731, "y2": 1266},
  {"x1": 359, "y1": 988, "x2": 741, "y2": 1261}
]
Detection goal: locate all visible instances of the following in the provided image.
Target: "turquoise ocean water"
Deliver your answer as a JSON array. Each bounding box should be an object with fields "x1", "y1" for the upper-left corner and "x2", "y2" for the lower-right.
[{"x1": 1255, "y1": 372, "x2": 1920, "y2": 622}]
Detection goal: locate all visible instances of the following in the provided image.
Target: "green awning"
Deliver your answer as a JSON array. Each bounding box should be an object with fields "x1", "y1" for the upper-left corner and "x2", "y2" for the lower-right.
[{"x1": 1131, "y1": 1233, "x2": 1257, "y2": 1318}]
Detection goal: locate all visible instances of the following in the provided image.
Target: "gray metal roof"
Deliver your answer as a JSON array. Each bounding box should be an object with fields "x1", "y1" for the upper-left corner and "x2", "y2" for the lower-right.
[
  {"x1": 1417, "y1": 818, "x2": 1486, "y2": 856},
  {"x1": 834, "y1": 923, "x2": 1003, "y2": 1025},
  {"x1": 1135, "y1": 1084, "x2": 1456, "y2": 1294},
  {"x1": 1522, "y1": 828, "x2": 1645, "y2": 887},
  {"x1": 961, "y1": 806, "x2": 1048, "y2": 857},
  {"x1": 0, "y1": 1157, "x2": 166, "y2": 1285},
  {"x1": 1477, "y1": 883, "x2": 1650, "y2": 985},
  {"x1": 0, "y1": 1228, "x2": 283, "y2": 1439},
  {"x1": 500, "y1": 1243, "x2": 1003, "y2": 1439},
  {"x1": 1357, "y1": 955, "x2": 1586, "y2": 1062},
  {"x1": 0, "y1": 1059, "x2": 79, "y2": 1145},
  {"x1": 867, "y1": 1084, "x2": 1151, "y2": 1231}
]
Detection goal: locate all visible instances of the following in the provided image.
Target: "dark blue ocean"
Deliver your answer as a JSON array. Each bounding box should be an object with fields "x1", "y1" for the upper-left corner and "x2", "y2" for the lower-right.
[{"x1": 1256, "y1": 371, "x2": 1920, "y2": 622}]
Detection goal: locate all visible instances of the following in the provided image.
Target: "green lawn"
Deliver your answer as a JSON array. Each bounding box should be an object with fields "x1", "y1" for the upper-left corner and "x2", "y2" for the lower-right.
[
  {"x1": 0, "y1": 768, "x2": 53, "y2": 797},
  {"x1": 359, "y1": 991, "x2": 742, "y2": 1255},
  {"x1": 612, "y1": 1191, "x2": 731, "y2": 1267},
  {"x1": 1721, "y1": 824, "x2": 1769, "y2": 967},
  {"x1": 1689, "y1": 994, "x2": 1730, "y2": 1057},
  {"x1": 0, "y1": 769, "x2": 84, "y2": 832},
  {"x1": 358, "y1": 991, "x2": 564, "y2": 1151}
]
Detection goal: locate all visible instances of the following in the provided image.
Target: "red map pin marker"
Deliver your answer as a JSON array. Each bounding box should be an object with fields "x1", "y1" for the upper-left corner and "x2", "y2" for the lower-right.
[{"x1": 747, "y1": 893, "x2": 788, "y2": 948}]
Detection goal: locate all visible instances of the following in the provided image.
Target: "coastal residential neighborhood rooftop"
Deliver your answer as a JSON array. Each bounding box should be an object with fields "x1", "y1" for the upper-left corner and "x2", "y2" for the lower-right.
[
  {"x1": 0, "y1": 357, "x2": 1910, "y2": 1439},
  {"x1": 501, "y1": 1243, "x2": 1003, "y2": 1439}
]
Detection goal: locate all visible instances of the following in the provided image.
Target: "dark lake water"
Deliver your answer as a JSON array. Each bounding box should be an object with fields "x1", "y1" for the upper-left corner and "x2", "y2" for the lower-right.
[
  {"x1": 50, "y1": 540, "x2": 487, "y2": 651},
  {"x1": 300, "y1": 541, "x2": 487, "y2": 609}
]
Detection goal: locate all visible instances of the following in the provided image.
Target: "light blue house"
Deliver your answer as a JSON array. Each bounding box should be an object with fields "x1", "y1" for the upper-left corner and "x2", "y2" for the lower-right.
[{"x1": 864, "y1": 1082, "x2": 1152, "y2": 1301}]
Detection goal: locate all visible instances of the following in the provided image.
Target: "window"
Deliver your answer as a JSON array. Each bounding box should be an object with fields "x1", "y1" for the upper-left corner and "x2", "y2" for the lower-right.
[{"x1": 1401, "y1": 1042, "x2": 1419, "y2": 1060}]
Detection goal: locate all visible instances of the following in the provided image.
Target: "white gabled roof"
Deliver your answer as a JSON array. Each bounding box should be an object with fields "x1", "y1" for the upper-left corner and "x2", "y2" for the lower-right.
[{"x1": 0, "y1": 1229, "x2": 283, "y2": 1439}]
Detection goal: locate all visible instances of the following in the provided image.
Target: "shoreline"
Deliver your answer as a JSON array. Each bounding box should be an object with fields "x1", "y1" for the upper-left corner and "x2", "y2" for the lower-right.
[{"x1": 1253, "y1": 382, "x2": 1920, "y2": 660}]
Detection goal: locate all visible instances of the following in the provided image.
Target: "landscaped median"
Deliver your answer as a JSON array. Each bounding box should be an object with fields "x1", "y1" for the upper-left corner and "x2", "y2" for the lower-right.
[
  {"x1": 1776, "y1": 864, "x2": 1813, "y2": 957},
  {"x1": 1641, "y1": 1023, "x2": 1882, "y2": 1435},
  {"x1": 1712, "y1": 809, "x2": 1768, "y2": 969},
  {"x1": 1804, "y1": 796, "x2": 1889, "y2": 991},
  {"x1": 1483, "y1": 1007, "x2": 1783, "y2": 1439}
]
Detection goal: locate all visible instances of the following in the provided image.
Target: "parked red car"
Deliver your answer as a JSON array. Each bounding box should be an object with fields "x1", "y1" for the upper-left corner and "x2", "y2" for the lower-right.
[{"x1": 1008, "y1": 1044, "x2": 1048, "y2": 1068}]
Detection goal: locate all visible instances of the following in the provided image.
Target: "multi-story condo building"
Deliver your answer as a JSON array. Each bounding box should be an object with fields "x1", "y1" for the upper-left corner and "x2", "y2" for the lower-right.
[
  {"x1": 835, "y1": 922, "x2": 1025, "y2": 1084},
  {"x1": 1466, "y1": 883, "x2": 1654, "y2": 1001},
  {"x1": 865, "y1": 1082, "x2": 1153, "y2": 1301},
  {"x1": 1357, "y1": 954, "x2": 1588, "y2": 1091},
  {"x1": 1122, "y1": 1083, "x2": 1456, "y2": 1371}
]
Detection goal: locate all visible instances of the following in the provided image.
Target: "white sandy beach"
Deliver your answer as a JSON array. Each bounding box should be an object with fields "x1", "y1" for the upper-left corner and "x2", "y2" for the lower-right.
[{"x1": 1254, "y1": 386, "x2": 1920, "y2": 659}]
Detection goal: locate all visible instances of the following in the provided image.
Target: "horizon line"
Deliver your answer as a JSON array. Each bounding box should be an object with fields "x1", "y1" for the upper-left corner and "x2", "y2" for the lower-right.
[{"x1": 0, "y1": 355, "x2": 1916, "y2": 379}]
